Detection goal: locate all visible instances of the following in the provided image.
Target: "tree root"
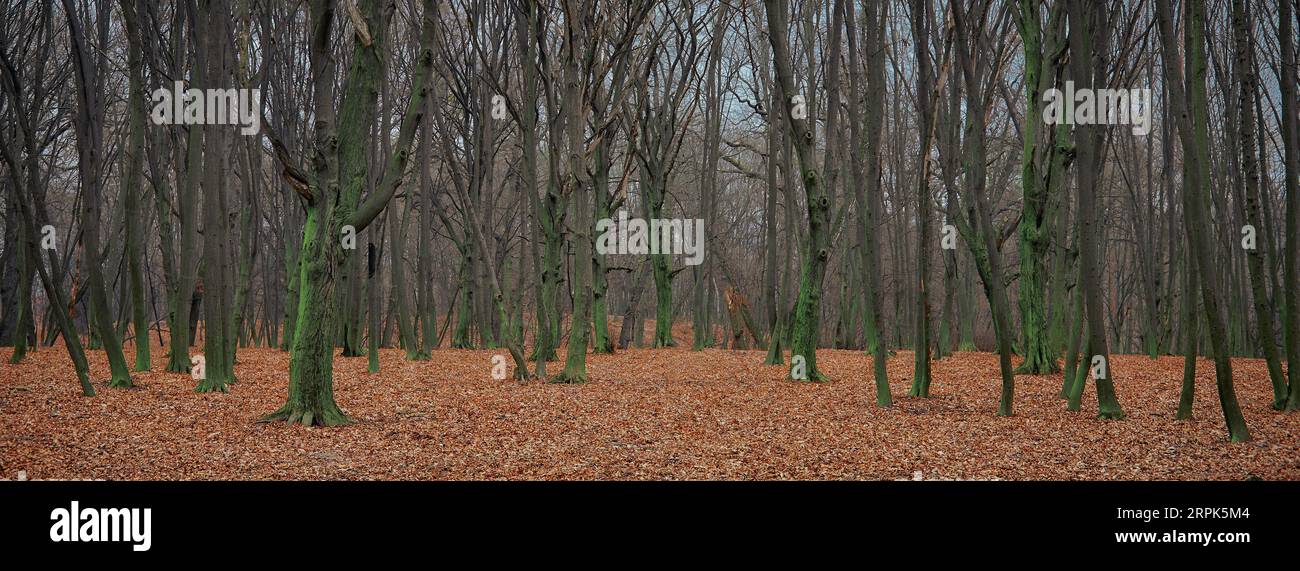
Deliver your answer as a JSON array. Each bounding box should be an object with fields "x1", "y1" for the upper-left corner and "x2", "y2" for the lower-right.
[
  {"x1": 529, "y1": 348, "x2": 558, "y2": 362},
  {"x1": 1014, "y1": 357, "x2": 1061, "y2": 376},
  {"x1": 195, "y1": 379, "x2": 228, "y2": 393},
  {"x1": 258, "y1": 403, "x2": 354, "y2": 427},
  {"x1": 547, "y1": 372, "x2": 588, "y2": 385}
]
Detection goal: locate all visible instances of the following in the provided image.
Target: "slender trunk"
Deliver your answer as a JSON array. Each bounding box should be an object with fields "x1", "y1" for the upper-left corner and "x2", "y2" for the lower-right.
[
  {"x1": 1177, "y1": 223, "x2": 1199, "y2": 420},
  {"x1": 1230, "y1": 0, "x2": 1287, "y2": 408},
  {"x1": 1279, "y1": 0, "x2": 1300, "y2": 410},
  {"x1": 1155, "y1": 0, "x2": 1250, "y2": 440},
  {"x1": 764, "y1": 0, "x2": 831, "y2": 382},
  {"x1": 1068, "y1": 0, "x2": 1123, "y2": 420},
  {"x1": 847, "y1": 0, "x2": 890, "y2": 404},
  {"x1": 119, "y1": 0, "x2": 150, "y2": 372},
  {"x1": 197, "y1": 0, "x2": 235, "y2": 393},
  {"x1": 907, "y1": 0, "x2": 936, "y2": 396},
  {"x1": 62, "y1": 0, "x2": 132, "y2": 388},
  {"x1": 551, "y1": 0, "x2": 592, "y2": 384}
]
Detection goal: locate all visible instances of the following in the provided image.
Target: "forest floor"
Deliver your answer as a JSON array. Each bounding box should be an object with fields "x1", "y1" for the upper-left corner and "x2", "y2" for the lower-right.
[{"x1": 1, "y1": 344, "x2": 1297, "y2": 480}]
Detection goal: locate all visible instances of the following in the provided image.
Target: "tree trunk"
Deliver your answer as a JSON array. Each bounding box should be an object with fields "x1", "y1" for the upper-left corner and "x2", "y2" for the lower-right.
[
  {"x1": 119, "y1": 0, "x2": 150, "y2": 372},
  {"x1": 62, "y1": 0, "x2": 133, "y2": 388},
  {"x1": 764, "y1": 0, "x2": 831, "y2": 382},
  {"x1": 1155, "y1": 0, "x2": 1250, "y2": 440},
  {"x1": 551, "y1": 0, "x2": 593, "y2": 384},
  {"x1": 906, "y1": 0, "x2": 936, "y2": 396},
  {"x1": 263, "y1": 0, "x2": 433, "y2": 426},
  {"x1": 196, "y1": 0, "x2": 235, "y2": 392},
  {"x1": 1013, "y1": 0, "x2": 1068, "y2": 375},
  {"x1": 1279, "y1": 0, "x2": 1300, "y2": 411},
  {"x1": 1230, "y1": 0, "x2": 1287, "y2": 408},
  {"x1": 846, "y1": 0, "x2": 890, "y2": 405},
  {"x1": 1068, "y1": 0, "x2": 1123, "y2": 420}
]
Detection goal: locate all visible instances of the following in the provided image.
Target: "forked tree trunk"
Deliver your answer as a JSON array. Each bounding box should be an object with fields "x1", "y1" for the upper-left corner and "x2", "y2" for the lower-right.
[
  {"x1": 263, "y1": 0, "x2": 433, "y2": 426},
  {"x1": 764, "y1": 0, "x2": 831, "y2": 382},
  {"x1": 62, "y1": 0, "x2": 132, "y2": 388}
]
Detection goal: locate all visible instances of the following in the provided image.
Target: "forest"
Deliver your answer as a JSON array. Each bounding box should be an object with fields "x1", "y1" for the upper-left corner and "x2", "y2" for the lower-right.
[{"x1": 0, "y1": 0, "x2": 1297, "y2": 481}]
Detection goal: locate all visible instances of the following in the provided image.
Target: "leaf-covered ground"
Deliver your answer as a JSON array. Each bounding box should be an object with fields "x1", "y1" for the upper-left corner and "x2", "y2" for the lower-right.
[{"x1": 1, "y1": 345, "x2": 1296, "y2": 480}]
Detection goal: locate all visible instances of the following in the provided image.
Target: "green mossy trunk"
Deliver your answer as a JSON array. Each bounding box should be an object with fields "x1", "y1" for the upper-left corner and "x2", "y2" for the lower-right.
[
  {"x1": 650, "y1": 254, "x2": 675, "y2": 348},
  {"x1": 268, "y1": 227, "x2": 351, "y2": 422},
  {"x1": 789, "y1": 252, "x2": 828, "y2": 382},
  {"x1": 639, "y1": 159, "x2": 675, "y2": 348},
  {"x1": 264, "y1": 0, "x2": 432, "y2": 426},
  {"x1": 1065, "y1": 328, "x2": 1090, "y2": 412},
  {"x1": 764, "y1": 0, "x2": 829, "y2": 382},
  {"x1": 1062, "y1": 275, "x2": 1084, "y2": 399},
  {"x1": 451, "y1": 249, "x2": 474, "y2": 349},
  {"x1": 281, "y1": 209, "x2": 302, "y2": 351},
  {"x1": 1012, "y1": 0, "x2": 1065, "y2": 376}
]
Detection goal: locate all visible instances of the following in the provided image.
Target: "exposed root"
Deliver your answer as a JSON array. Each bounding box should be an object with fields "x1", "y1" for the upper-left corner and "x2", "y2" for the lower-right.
[
  {"x1": 1014, "y1": 355, "x2": 1061, "y2": 376},
  {"x1": 108, "y1": 376, "x2": 135, "y2": 389},
  {"x1": 529, "y1": 348, "x2": 558, "y2": 362},
  {"x1": 258, "y1": 403, "x2": 354, "y2": 427},
  {"x1": 547, "y1": 372, "x2": 588, "y2": 385},
  {"x1": 195, "y1": 380, "x2": 228, "y2": 393}
]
